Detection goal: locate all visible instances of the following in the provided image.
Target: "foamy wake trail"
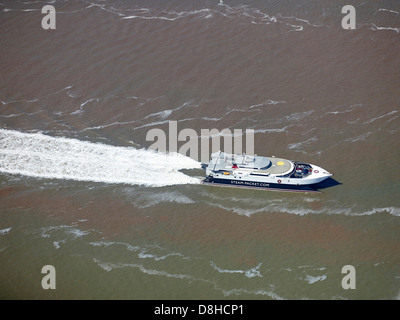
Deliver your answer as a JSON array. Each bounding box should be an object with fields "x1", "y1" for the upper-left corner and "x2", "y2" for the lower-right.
[{"x1": 0, "y1": 129, "x2": 201, "y2": 187}]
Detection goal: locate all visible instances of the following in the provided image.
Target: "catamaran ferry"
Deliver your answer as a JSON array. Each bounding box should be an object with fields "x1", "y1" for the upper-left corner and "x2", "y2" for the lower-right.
[{"x1": 202, "y1": 151, "x2": 332, "y2": 192}]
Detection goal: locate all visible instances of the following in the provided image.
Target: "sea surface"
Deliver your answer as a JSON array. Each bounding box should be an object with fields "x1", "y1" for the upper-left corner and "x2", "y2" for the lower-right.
[{"x1": 0, "y1": 0, "x2": 399, "y2": 300}]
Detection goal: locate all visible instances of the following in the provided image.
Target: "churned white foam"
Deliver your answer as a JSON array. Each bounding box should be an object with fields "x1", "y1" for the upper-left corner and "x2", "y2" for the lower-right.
[
  {"x1": 221, "y1": 287, "x2": 284, "y2": 300},
  {"x1": 357, "y1": 207, "x2": 400, "y2": 217},
  {"x1": 143, "y1": 101, "x2": 196, "y2": 120},
  {"x1": 210, "y1": 261, "x2": 263, "y2": 278},
  {"x1": 304, "y1": 274, "x2": 327, "y2": 284},
  {"x1": 40, "y1": 225, "x2": 90, "y2": 239},
  {"x1": 377, "y1": 8, "x2": 400, "y2": 15},
  {"x1": 207, "y1": 198, "x2": 400, "y2": 217},
  {"x1": 344, "y1": 132, "x2": 372, "y2": 143},
  {"x1": 93, "y1": 258, "x2": 194, "y2": 280},
  {"x1": 0, "y1": 227, "x2": 11, "y2": 235},
  {"x1": 53, "y1": 240, "x2": 66, "y2": 249},
  {"x1": 288, "y1": 137, "x2": 318, "y2": 150},
  {"x1": 144, "y1": 109, "x2": 173, "y2": 120},
  {"x1": 248, "y1": 99, "x2": 287, "y2": 109},
  {"x1": 89, "y1": 240, "x2": 140, "y2": 252},
  {"x1": 0, "y1": 129, "x2": 201, "y2": 187},
  {"x1": 285, "y1": 110, "x2": 315, "y2": 122},
  {"x1": 363, "y1": 110, "x2": 399, "y2": 124},
  {"x1": 254, "y1": 126, "x2": 291, "y2": 134},
  {"x1": 138, "y1": 250, "x2": 189, "y2": 261},
  {"x1": 129, "y1": 191, "x2": 195, "y2": 208},
  {"x1": 370, "y1": 24, "x2": 400, "y2": 33}
]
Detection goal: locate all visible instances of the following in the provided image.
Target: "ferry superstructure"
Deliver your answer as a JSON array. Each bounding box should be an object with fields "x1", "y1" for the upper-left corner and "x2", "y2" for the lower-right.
[{"x1": 203, "y1": 151, "x2": 332, "y2": 192}]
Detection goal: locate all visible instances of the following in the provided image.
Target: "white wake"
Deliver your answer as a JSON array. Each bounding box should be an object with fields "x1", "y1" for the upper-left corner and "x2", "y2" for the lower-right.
[{"x1": 0, "y1": 129, "x2": 201, "y2": 187}]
